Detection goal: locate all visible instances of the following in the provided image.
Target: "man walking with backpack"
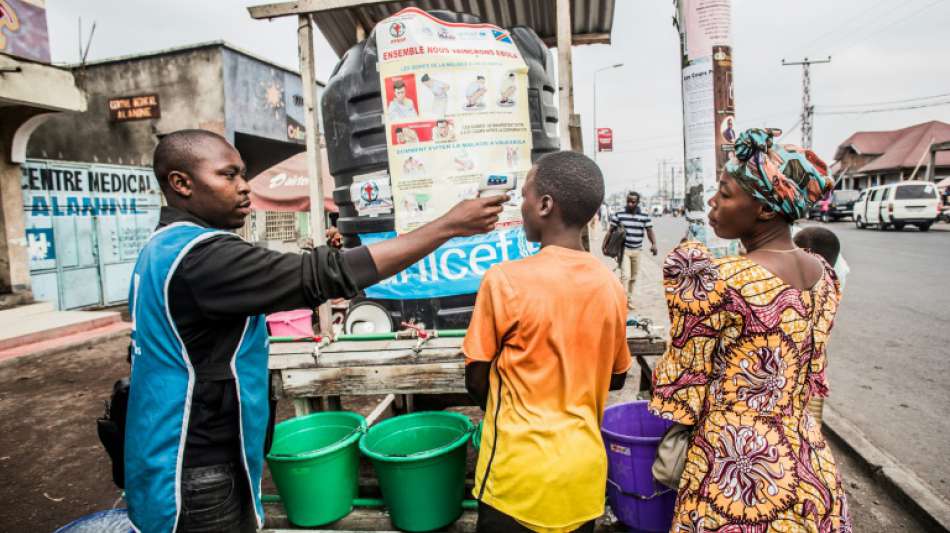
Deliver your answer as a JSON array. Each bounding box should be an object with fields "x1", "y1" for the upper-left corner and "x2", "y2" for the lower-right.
[{"x1": 609, "y1": 191, "x2": 657, "y2": 311}]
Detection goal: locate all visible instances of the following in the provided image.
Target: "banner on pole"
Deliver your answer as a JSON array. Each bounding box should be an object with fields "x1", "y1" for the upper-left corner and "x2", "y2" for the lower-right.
[
  {"x1": 683, "y1": 0, "x2": 732, "y2": 61},
  {"x1": 376, "y1": 7, "x2": 532, "y2": 234},
  {"x1": 597, "y1": 127, "x2": 613, "y2": 152}
]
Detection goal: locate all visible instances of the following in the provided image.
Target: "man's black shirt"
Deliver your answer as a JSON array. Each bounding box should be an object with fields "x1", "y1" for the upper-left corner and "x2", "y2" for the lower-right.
[{"x1": 155, "y1": 207, "x2": 379, "y2": 466}]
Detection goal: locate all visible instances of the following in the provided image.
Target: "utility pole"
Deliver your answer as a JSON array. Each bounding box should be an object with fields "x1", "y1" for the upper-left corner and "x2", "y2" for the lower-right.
[{"x1": 782, "y1": 57, "x2": 831, "y2": 149}]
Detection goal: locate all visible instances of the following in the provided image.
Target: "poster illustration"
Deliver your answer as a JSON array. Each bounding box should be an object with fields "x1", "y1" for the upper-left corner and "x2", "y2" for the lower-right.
[{"x1": 376, "y1": 7, "x2": 532, "y2": 234}]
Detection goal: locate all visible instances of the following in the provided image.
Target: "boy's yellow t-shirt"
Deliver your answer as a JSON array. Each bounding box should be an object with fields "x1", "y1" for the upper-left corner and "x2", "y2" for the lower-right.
[{"x1": 463, "y1": 245, "x2": 632, "y2": 533}]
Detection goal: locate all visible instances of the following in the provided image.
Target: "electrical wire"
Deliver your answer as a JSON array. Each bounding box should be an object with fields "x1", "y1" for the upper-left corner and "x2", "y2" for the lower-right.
[
  {"x1": 816, "y1": 99, "x2": 950, "y2": 116},
  {"x1": 827, "y1": 0, "x2": 945, "y2": 57},
  {"x1": 820, "y1": 91, "x2": 950, "y2": 109},
  {"x1": 790, "y1": 0, "x2": 892, "y2": 58}
]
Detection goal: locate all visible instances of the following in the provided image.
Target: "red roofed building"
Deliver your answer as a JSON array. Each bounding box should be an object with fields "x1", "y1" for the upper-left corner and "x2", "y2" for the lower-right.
[{"x1": 832, "y1": 120, "x2": 950, "y2": 190}]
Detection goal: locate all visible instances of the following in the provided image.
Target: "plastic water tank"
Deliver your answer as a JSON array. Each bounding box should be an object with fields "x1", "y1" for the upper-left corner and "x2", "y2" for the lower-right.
[
  {"x1": 323, "y1": 10, "x2": 559, "y2": 243},
  {"x1": 321, "y1": 10, "x2": 559, "y2": 329}
]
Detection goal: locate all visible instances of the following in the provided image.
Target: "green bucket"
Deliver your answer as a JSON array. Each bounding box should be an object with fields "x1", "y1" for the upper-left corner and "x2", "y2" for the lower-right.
[
  {"x1": 360, "y1": 411, "x2": 473, "y2": 532},
  {"x1": 266, "y1": 411, "x2": 366, "y2": 527}
]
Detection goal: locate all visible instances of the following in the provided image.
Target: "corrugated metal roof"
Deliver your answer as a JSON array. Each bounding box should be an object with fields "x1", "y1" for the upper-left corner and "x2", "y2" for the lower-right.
[
  {"x1": 311, "y1": 0, "x2": 616, "y2": 57},
  {"x1": 834, "y1": 121, "x2": 950, "y2": 174}
]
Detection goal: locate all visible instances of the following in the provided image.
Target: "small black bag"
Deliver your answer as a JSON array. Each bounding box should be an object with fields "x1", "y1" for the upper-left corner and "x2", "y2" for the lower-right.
[
  {"x1": 602, "y1": 224, "x2": 626, "y2": 263},
  {"x1": 97, "y1": 377, "x2": 129, "y2": 489}
]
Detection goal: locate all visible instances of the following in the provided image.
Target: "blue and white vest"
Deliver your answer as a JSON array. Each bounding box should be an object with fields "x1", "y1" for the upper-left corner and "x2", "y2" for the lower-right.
[{"x1": 126, "y1": 222, "x2": 269, "y2": 533}]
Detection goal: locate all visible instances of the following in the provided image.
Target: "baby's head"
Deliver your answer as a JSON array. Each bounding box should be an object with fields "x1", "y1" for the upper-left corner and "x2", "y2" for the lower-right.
[{"x1": 793, "y1": 226, "x2": 841, "y2": 266}]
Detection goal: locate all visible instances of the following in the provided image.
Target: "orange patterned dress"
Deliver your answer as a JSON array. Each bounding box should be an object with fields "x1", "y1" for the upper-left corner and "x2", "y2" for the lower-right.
[{"x1": 649, "y1": 241, "x2": 852, "y2": 532}]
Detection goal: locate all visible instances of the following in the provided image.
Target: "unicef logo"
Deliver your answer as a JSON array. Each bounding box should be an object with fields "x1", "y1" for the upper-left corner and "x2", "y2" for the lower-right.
[{"x1": 389, "y1": 22, "x2": 406, "y2": 38}]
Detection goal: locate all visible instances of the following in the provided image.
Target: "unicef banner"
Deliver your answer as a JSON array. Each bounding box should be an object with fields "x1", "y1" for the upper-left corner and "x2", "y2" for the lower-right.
[{"x1": 361, "y1": 228, "x2": 539, "y2": 299}]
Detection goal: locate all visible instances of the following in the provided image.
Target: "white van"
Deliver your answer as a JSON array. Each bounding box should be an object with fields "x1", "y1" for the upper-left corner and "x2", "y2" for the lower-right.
[{"x1": 853, "y1": 181, "x2": 941, "y2": 231}]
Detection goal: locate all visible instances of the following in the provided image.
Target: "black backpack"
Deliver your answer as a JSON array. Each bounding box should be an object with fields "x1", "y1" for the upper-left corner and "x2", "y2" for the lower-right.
[
  {"x1": 602, "y1": 224, "x2": 626, "y2": 265},
  {"x1": 97, "y1": 377, "x2": 129, "y2": 489}
]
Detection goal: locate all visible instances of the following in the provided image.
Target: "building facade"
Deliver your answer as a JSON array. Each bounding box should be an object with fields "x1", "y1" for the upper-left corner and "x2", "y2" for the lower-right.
[
  {"x1": 25, "y1": 42, "x2": 327, "y2": 309},
  {"x1": 1, "y1": 0, "x2": 86, "y2": 308},
  {"x1": 833, "y1": 121, "x2": 950, "y2": 190}
]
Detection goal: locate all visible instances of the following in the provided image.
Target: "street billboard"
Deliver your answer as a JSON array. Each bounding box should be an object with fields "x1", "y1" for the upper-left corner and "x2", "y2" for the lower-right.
[
  {"x1": 683, "y1": 0, "x2": 732, "y2": 62},
  {"x1": 597, "y1": 127, "x2": 613, "y2": 152}
]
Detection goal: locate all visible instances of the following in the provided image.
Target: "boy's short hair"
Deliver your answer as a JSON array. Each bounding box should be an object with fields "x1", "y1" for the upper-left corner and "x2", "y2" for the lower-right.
[
  {"x1": 794, "y1": 226, "x2": 841, "y2": 265},
  {"x1": 533, "y1": 151, "x2": 604, "y2": 227},
  {"x1": 436, "y1": 119, "x2": 448, "y2": 126},
  {"x1": 393, "y1": 79, "x2": 406, "y2": 90},
  {"x1": 153, "y1": 129, "x2": 229, "y2": 192},
  {"x1": 477, "y1": 75, "x2": 486, "y2": 81},
  {"x1": 421, "y1": 74, "x2": 431, "y2": 82},
  {"x1": 627, "y1": 191, "x2": 641, "y2": 200}
]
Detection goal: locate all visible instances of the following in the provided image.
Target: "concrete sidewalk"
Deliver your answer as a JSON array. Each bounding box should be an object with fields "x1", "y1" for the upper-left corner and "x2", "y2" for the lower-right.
[{"x1": 0, "y1": 302, "x2": 130, "y2": 365}]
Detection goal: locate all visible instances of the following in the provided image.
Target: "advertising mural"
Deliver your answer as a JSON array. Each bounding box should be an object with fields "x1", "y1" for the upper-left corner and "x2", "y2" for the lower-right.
[{"x1": 0, "y1": 0, "x2": 50, "y2": 63}]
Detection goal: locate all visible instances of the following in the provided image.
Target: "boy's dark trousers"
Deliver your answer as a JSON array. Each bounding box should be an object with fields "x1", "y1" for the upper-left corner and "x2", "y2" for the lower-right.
[{"x1": 476, "y1": 502, "x2": 595, "y2": 533}]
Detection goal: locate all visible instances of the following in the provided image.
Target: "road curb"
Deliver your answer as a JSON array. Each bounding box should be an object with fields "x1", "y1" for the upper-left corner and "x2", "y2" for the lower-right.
[
  {"x1": 0, "y1": 324, "x2": 131, "y2": 368},
  {"x1": 823, "y1": 405, "x2": 950, "y2": 532}
]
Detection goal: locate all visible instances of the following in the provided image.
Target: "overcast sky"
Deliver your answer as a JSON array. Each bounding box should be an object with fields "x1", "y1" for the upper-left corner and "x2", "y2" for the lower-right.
[{"x1": 47, "y1": 0, "x2": 950, "y2": 196}]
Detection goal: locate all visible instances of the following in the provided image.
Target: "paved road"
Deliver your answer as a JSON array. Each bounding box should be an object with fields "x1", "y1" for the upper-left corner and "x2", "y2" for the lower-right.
[{"x1": 646, "y1": 215, "x2": 950, "y2": 501}]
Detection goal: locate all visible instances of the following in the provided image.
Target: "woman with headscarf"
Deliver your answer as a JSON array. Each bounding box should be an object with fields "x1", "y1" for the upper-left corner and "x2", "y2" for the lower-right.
[{"x1": 650, "y1": 129, "x2": 852, "y2": 532}]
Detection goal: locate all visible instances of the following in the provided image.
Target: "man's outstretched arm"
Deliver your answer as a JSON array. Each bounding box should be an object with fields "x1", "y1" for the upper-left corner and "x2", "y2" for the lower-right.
[{"x1": 367, "y1": 195, "x2": 507, "y2": 280}]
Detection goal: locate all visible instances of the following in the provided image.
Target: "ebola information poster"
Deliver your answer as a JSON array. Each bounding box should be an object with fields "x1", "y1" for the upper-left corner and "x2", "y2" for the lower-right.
[{"x1": 376, "y1": 7, "x2": 531, "y2": 234}]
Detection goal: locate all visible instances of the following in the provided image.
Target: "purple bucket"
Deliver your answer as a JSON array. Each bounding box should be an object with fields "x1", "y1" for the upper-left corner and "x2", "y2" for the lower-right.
[{"x1": 601, "y1": 401, "x2": 677, "y2": 532}]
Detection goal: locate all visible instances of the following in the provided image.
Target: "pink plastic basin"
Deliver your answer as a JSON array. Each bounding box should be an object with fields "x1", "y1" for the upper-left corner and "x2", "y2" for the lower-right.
[{"x1": 266, "y1": 309, "x2": 314, "y2": 338}]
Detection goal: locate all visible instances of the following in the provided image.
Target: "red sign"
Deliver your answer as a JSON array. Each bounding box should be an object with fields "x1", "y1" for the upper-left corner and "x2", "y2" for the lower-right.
[{"x1": 597, "y1": 127, "x2": 613, "y2": 152}]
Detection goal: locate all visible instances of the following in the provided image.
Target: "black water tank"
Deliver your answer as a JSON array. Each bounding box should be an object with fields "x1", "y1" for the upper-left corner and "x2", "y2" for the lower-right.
[
  {"x1": 321, "y1": 11, "x2": 559, "y2": 329},
  {"x1": 322, "y1": 11, "x2": 559, "y2": 243}
]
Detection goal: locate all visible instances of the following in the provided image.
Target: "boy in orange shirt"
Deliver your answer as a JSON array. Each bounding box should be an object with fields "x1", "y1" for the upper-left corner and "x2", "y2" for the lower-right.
[{"x1": 464, "y1": 151, "x2": 632, "y2": 533}]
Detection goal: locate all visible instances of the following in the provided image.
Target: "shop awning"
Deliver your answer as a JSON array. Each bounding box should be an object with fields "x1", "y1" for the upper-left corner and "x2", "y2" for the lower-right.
[{"x1": 249, "y1": 151, "x2": 337, "y2": 212}]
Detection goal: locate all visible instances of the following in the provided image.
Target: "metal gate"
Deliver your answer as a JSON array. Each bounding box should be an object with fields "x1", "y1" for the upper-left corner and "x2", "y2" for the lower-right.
[{"x1": 22, "y1": 160, "x2": 161, "y2": 310}]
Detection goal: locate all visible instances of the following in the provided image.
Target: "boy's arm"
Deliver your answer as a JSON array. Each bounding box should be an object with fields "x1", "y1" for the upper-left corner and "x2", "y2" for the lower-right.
[
  {"x1": 462, "y1": 268, "x2": 516, "y2": 411},
  {"x1": 610, "y1": 310, "x2": 633, "y2": 391}
]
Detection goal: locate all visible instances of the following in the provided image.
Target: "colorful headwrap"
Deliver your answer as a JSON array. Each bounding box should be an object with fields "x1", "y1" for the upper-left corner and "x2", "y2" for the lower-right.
[{"x1": 724, "y1": 128, "x2": 834, "y2": 221}]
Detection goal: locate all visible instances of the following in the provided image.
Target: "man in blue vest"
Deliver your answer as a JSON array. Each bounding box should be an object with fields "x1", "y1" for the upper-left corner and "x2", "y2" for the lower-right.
[{"x1": 127, "y1": 129, "x2": 506, "y2": 532}]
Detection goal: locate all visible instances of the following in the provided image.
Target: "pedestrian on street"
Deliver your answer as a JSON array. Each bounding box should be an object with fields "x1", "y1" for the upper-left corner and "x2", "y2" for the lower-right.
[
  {"x1": 650, "y1": 129, "x2": 851, "y2": 531},
  {"x1": 609, "y1": 191, "x2": 657, "y2": 310},
  {"x1": 464, "y1": 151, "x2": 630, "y2": 533},
  {"x1": 125, "y1": 129, "x2": 508, "y2": 533}
]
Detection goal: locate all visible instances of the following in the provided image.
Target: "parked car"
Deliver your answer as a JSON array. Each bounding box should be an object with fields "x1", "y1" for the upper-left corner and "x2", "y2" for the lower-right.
[
  {"x1": 808, "y1": 189, "x2": 861, "y2": 222},
  {"x1": 853, "y1": 181, "x2": 941, "y2": 231},
  {"x1": 650, "y1": 204, "x2": 664, "y2": 217}
]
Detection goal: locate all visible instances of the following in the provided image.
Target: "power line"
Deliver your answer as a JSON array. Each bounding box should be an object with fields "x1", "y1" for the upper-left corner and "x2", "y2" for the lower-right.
[
  {"x1": 791, "y1": 0, "x2": 891, "y2": 58},
  {"x1": 806, "y1": 0, "x2": 923, "y2": 56},
  {"x1": 816, "y1": 99, "x2": 950, "y2": 116},
  {"x1": 827, "y1": 0, "x2": 945, "y2": 56},
  {"x1": 821, "y1": 91, "x2": 950, "y2": 109}
]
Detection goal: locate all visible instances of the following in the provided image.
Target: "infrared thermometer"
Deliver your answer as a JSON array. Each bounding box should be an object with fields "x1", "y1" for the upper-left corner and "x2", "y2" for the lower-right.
[{"x1": 478, "y1": 174, "x2": 516, "y2": 198}]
